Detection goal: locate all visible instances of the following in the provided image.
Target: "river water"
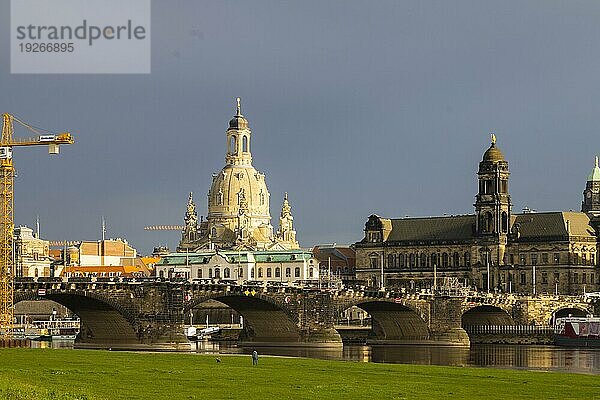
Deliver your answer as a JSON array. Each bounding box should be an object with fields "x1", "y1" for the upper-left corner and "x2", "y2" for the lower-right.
[
  {"x1": 34, "y1": 340, "x2": 600, "y2": 374},
  {"x1": 192, "y1": 342, "x2": 600, "y2": 374}
]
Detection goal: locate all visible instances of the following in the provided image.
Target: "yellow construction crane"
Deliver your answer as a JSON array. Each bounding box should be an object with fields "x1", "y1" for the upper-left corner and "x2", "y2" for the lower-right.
[
  {"x1": 144, "y1": 225, "x2": 184, "y2": 231},
  {"x1": 0, "y1": 113, "x2": 74, "y2": 338}
]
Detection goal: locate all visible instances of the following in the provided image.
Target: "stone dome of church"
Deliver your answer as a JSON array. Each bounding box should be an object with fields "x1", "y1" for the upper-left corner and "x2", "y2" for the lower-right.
[
  {"x1": 207, "y1": 164, "x2": 271, "y2": 220},
  {"x1": 178, "y1": 98, "x2": 300, "y2": 252},
  {"x1": 482, "y1": 134, "x2": 505, "y2": 163}
]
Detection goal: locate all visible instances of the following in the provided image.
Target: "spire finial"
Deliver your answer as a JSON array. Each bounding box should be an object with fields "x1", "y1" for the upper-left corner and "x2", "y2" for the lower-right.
[
  {"x1": 490, "y1": 132, "x2": 496, "y2": 145},
  {"x1": 236, "y1": 97, "x2": 241, "y2": 116},
  {"x1": 596, "y1": 155, "x2": 598, "y2": 168},
  {"x1": 284, "y1": 192, "x2": 288, "y2": 200}
]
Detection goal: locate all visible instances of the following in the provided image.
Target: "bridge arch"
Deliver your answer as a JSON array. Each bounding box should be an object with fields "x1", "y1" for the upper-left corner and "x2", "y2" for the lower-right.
[
  {"x1": 461, "y1": 305, "x2": 514, "y2": 329},
  {"x1": 15, "y1": 291, "x2": 138, "y2": 344},
  {"x1": 549, "y1": 307, "x2": 590, "y2": 325},
  {"x1": 185, "y1": 293, "x2": 301, "y2": 343},
  {"x1": 346, "y1": 301, "x2": 429, "y2": 341}
]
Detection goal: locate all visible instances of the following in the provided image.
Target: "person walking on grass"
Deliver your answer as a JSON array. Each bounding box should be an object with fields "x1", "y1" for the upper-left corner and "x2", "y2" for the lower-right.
[{"x1": 252, "y1": 350, "x2": 258, "y2": 366}]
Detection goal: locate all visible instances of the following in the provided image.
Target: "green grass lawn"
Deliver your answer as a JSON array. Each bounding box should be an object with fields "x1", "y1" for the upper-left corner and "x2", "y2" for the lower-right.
[{"x1": 0, "y1": 349, "x2": 598, "y2": 400}]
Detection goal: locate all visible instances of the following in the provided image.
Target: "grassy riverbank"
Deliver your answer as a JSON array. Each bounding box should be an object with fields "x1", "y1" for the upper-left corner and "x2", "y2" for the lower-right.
[{"x1": 0, "y1": 349, "x2": 597, "y2": 400}]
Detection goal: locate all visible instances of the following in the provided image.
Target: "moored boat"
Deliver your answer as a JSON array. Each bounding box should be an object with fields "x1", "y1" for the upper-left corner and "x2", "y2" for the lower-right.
[{"x1": 554, "y1": 316, "x2": 600, "y2": 347}]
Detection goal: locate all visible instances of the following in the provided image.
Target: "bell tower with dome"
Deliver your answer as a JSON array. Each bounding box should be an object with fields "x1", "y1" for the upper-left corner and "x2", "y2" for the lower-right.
[
  {"x1": 178, "y1": 98, "x2": 300, "y2": 251},
  {"x1": 474, "y1": 134, "x2": 511, "y2": 269},
  {"x1": 582, "y1": 156, "x2": 600, "y2": 216},
  {"x1": 475, "y1": 134, "x2": 511, "y2": 237}
]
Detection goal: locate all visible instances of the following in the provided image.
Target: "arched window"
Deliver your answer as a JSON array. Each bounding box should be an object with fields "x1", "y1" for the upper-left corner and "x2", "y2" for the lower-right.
[
  {"x1": 267, "y1": 268, "x2": 272, "y2": 278},
  {"x1": 309, "y1": 268, "x2": 314, "y2": 278},
  {"x1": 214, "y1": 268, "x2": 220, "y2": 278},
  {"x1": 420, "y1": 253, "x2": 427, "y2": 268},
  {"x1": 294, "y1": 267, "x2": 300, "y2": 278},
  {"x1": 431, "y1": 253, "x2": 438, "y2": 267},
  {"x1": 197, "y1": 269, "x2": 202, "y2": 278},
  {"x1": 285, "y1": 268, "x2": 291, "y2": 278},
  {"x1": 258, "y1": 268, "x2": 263, "y2": 278},
  {"x1": 409, "y1": 253, "x2": 416, "y2": 268},
  {"x1": 399, "y1": 254, "x2": 405, "y2": 268},
  {"x1": 485, "y1": 212, "x2": 493, "y2": 233},
  {"x1": 251, "y1": 269, "x2": 255, "y2": 278},
  {"x1": 464, "y1": 252, "x2": 471, "y2": 266},
  {"x1": 388, "y1": 254, "x2": 395, "y2": 268},
  {"x1": 275, "y1": 267, "x2": 281, "y2": 278},
  {"x1": 242, "y1": 135, "x2": 248, "y2": 152},
  {"x1": 501, "y1": 212, "x2": 508, "y2": 233},
  {"x1": 224, "y1": 268, "x2": 230, "y2": 278},
  {"x1": 453, "y1": 252, "x2": 459, "y2": 267},
  {"x1": 442, "y1": 252, "x2": 449, "y2": 267},
  {"x1": 369, "y1": 254, "x2": 379, "y2": 269},
  {"x1": 209, "y1": 268, "x2": 213, "y2": 278},
  {"x1": 229, "y1": 136, "x2": 237, "y2": 155},
  {"x1": 159, "y1": 270, "x2": 164, "y2": 278},
  {"x1": 211, "y1": 227, "x2": 217, "y2": 237}
]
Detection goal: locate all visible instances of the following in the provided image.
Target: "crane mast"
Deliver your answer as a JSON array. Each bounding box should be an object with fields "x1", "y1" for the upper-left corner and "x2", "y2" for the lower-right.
[
  {"x1": 0, "y1": 114, "x2": 14, "y2": 337},
  {"x1": 0, "y1": 113, "x2": 74, "y2": 338}
]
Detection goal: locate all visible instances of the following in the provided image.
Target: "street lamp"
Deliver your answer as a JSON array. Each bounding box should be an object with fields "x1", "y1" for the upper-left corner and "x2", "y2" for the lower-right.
[{"x1": 486, "y1": 248, "x2": 491, "y2": 294}]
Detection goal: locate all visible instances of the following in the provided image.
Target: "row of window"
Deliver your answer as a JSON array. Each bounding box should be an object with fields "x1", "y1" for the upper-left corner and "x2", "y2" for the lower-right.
[
  {"x1": 193, "y1": 266, "x2": 316, "y2": 279},
  {"x1": 228, "y1": 135, "x2": 250, "y2": 155},
  {"x1": 366, "y1": 232, "x2": 382, "y2": 242},
  {"x1": 479, "y1": 211, "x2": 509, "y2": 234},
  {"x1": 506, "y1": 252, "x2": 596, "y2": 266},
  {"x1": 479, "y1": 179, "x2": 508, "y2": 195},
  {"x1": 376, "y1": 251, "x2": 472, "y2": 269},
  {"x1": 500, "y1": 271, "x2": 597, "y2": 285}
]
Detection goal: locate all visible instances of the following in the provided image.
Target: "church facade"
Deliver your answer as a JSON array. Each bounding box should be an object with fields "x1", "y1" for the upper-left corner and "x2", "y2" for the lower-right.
[
  {"x1": 355, "y1": 137, "x2": 600, "y2": 295},
  {"x1": 156, "y1": 99, "x2": 317, "y2": 285}
]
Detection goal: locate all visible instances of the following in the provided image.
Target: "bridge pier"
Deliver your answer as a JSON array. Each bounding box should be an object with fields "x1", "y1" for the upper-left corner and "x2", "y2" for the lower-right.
[{"x1": 429, "y1": 296, "x2": 470, "y2": 346}]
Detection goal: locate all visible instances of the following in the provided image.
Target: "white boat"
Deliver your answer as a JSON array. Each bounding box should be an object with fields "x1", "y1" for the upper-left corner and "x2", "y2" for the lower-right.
[
  {"x1": 13, "y1": 318, "x2": 80, "y2": 341},
  {"x1": 185, "y1": 326, "x2": 220, "y2": 341}
]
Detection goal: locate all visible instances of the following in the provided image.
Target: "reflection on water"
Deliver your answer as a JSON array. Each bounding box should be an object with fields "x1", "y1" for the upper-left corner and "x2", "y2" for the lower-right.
[
  {"x1": 193, "y1": 341, "x2": 600, "y2": 374},
  {"x1": 33, "y1": 339, "x2": 600, "y2": 374},
  {"x1": 30, "y1": 339, "x2": 76, "y2": 349}
]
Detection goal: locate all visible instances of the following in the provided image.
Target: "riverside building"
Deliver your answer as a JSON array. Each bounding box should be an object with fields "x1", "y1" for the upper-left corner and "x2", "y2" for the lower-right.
[{"x1": 355, "y1": 136, "x2": 600, "y2": 295}]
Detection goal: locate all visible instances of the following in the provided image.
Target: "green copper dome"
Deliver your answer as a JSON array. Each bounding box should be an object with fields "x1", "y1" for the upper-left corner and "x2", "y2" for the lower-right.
[{"x1": 587, "y1": 156, "x2": 600, "y2": 181}]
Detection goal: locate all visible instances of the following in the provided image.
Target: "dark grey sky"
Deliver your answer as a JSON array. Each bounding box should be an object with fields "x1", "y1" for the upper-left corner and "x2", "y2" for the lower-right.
[{"x1": 1, "y1": 1, "x2": 600, "y2": 253}]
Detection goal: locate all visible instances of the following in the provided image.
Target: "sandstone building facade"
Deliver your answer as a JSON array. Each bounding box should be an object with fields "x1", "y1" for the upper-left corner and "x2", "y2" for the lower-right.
[{"x1": 356, "y1": 137, "x2": 600, "y2": 295}]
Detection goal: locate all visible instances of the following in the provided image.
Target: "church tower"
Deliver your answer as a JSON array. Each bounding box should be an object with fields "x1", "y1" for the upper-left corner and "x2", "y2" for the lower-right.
[
  {"x1": 475, "y1": 134, "x2": 511, "y2": 238},
  {"x1": 276, "y1": 192, "x2": 299, "y2": 249},
  {"x1": 582, "y1": 156, "x2": 600, "y2": 216},
  {"x1": 226, "y1": 97, "x2": 252, "y2": 167}
]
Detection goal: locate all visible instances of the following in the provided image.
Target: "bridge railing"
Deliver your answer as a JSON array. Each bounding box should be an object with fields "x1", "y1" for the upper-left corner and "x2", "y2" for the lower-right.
[{"x1": 464, "y1": 325, "x2": 554, "y2": 335}]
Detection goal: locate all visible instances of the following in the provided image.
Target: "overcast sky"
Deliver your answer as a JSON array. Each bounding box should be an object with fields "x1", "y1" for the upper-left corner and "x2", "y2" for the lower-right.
[{"x1": 1, "y1": 1, "x2": 600, "y2": 254}]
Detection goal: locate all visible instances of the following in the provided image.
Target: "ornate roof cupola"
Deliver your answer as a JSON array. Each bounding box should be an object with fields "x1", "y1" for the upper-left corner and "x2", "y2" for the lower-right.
[
  {"x1": 276, "y1": 192, "x2": 299, "y2": 248},
  {"x1": 582, "y1": 156, "x2": 600, "y2": 216},
  {"x1": 475, "y1": 134, "x2": 511, "y2": 238},
  {"x1": 225, "y1": 97, "x2": 253, "y2": 167},
  {"x1": 182, "y1": 192, "x2": 198, "y2": 243}
]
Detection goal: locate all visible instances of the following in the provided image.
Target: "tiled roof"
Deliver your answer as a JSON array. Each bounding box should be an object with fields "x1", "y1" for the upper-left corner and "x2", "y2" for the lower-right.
[
  {"x1": 386, "y1": 215, "x2": 476, "y2": 242},
  {"x1": 513, "y1": 212, "x2": 594, "y2": 240}
]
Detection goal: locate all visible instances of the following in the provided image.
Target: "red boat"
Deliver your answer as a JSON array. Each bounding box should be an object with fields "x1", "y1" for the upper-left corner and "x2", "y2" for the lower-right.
[{"x1": 554, "y1": 316, "x2": 600, "y2": 347}]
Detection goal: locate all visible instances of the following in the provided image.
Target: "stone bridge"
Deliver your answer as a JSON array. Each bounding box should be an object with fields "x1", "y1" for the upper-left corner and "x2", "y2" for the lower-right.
[{"x1": 14, "y1": 280, "x2": 598, "y2": 347}]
